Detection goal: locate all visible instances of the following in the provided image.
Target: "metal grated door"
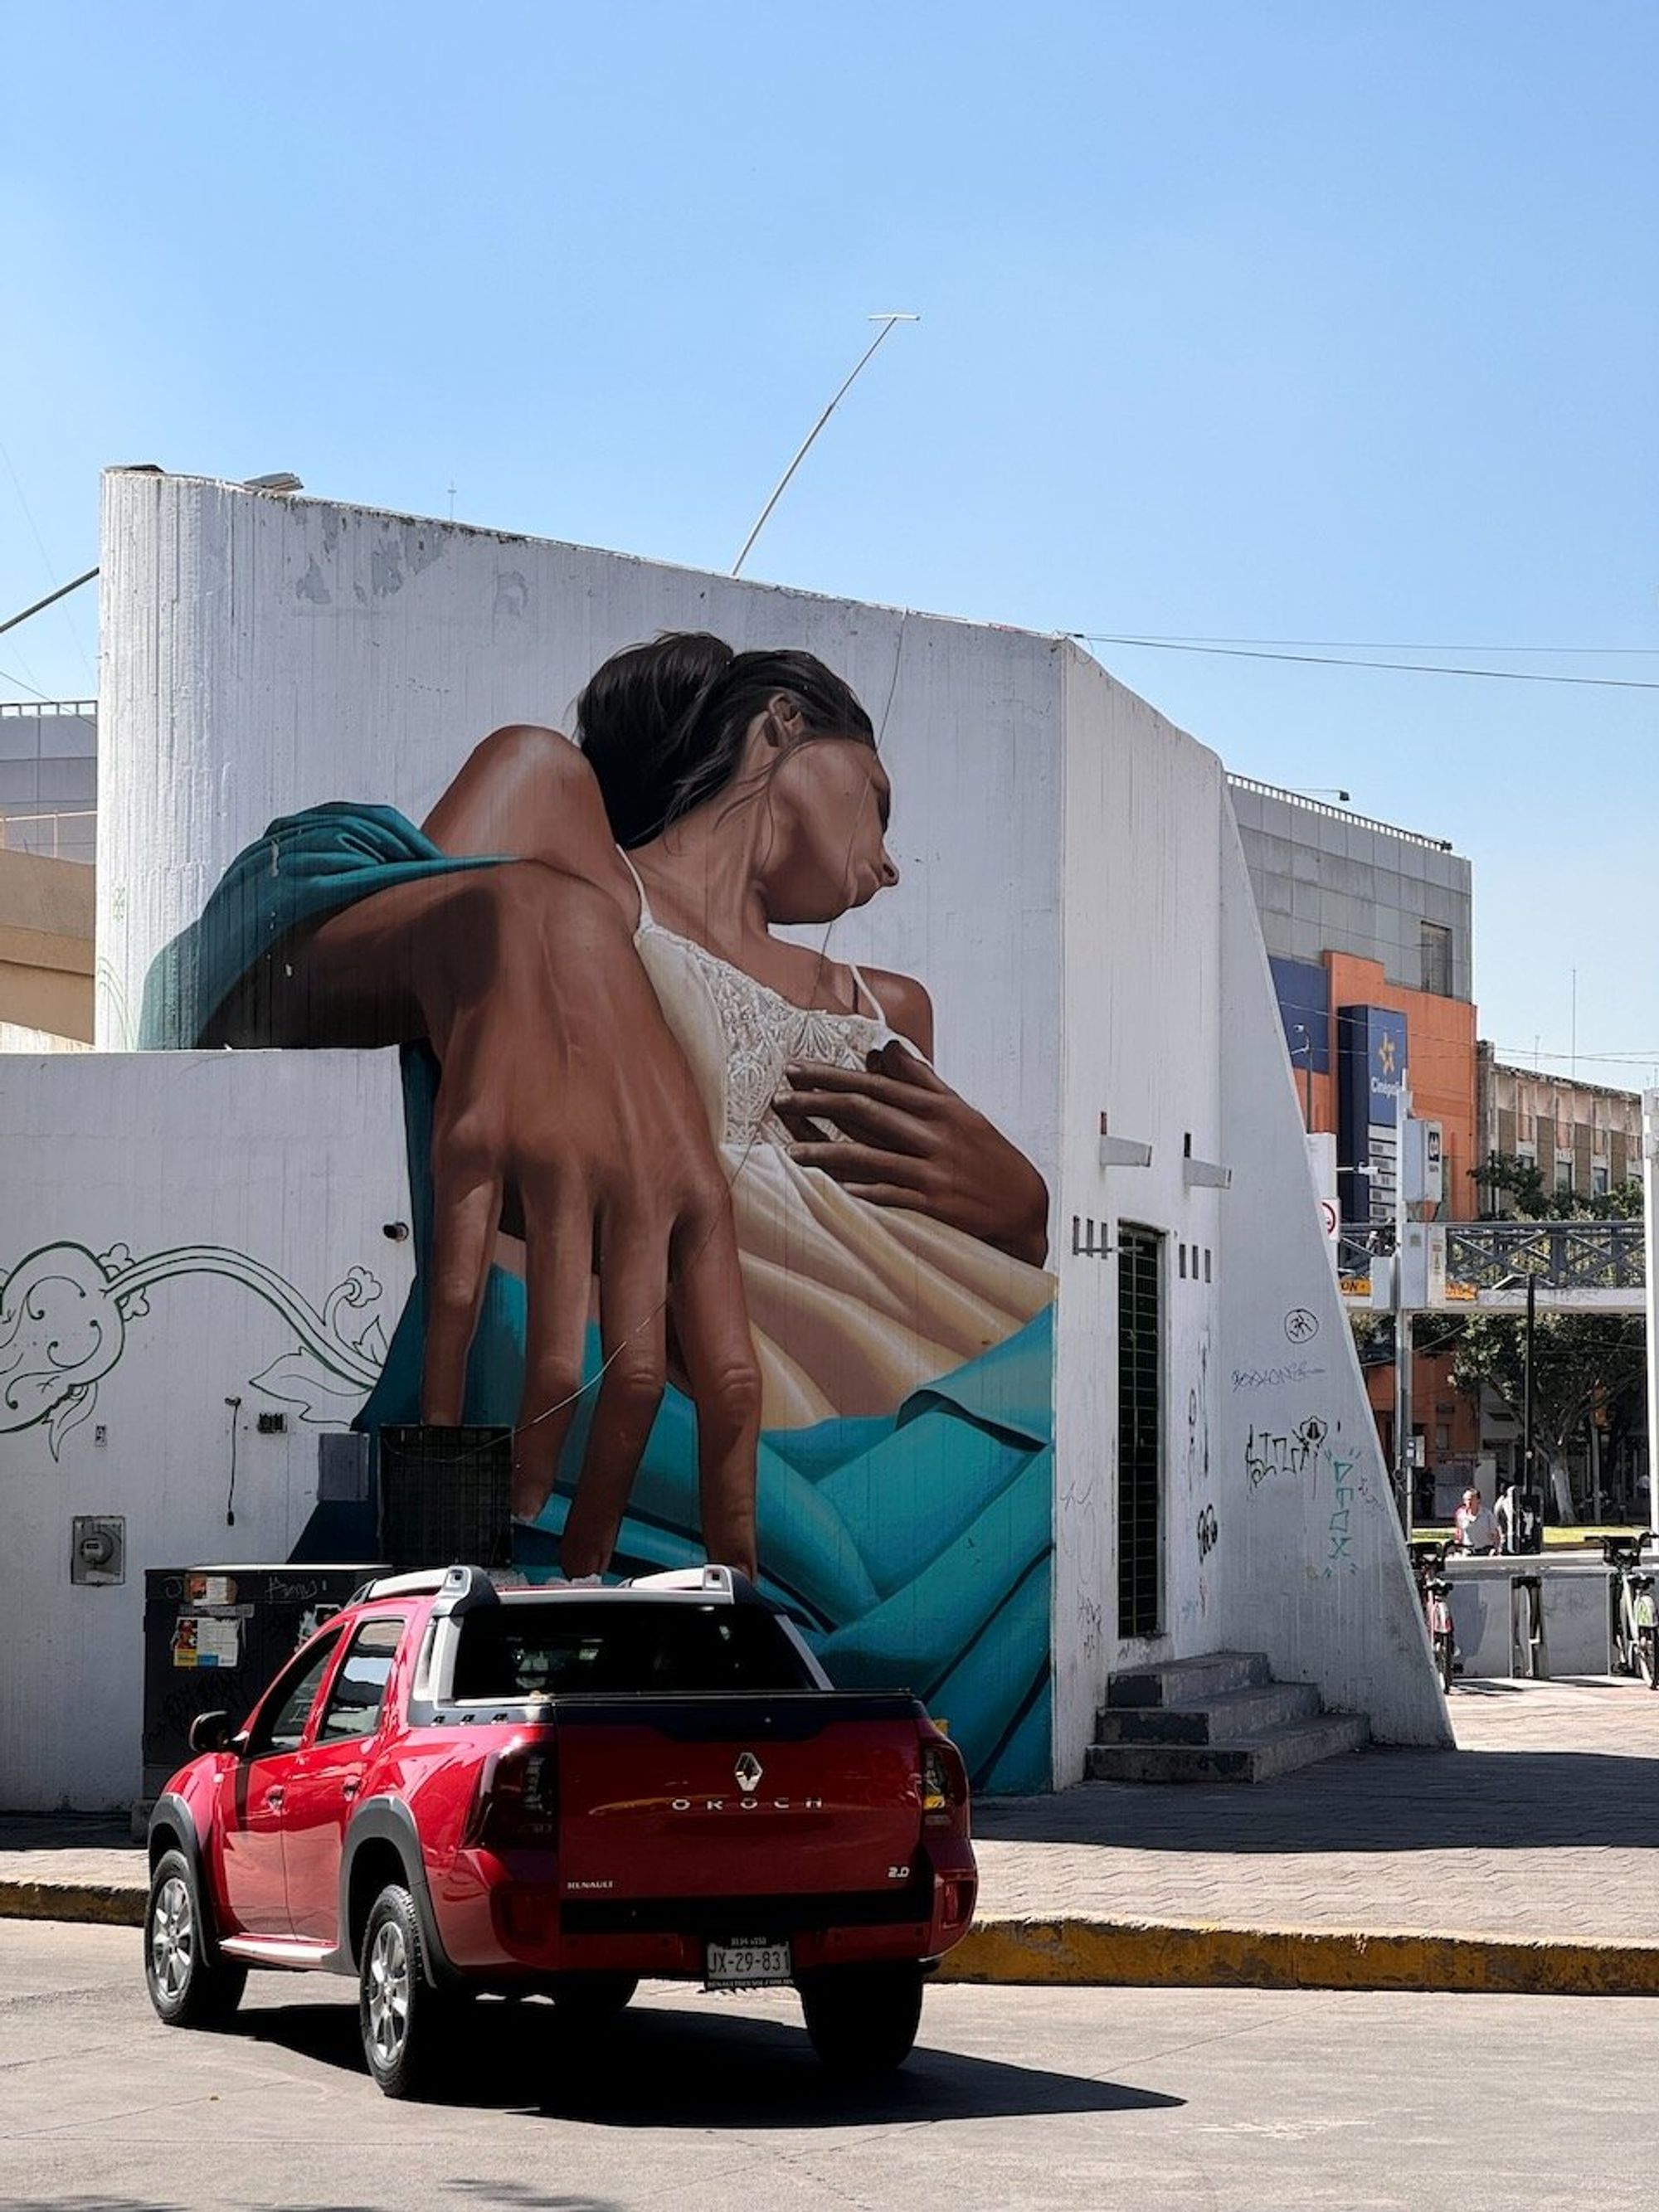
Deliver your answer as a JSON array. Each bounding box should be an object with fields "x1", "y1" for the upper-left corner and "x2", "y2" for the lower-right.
[{"x1": 1117, "y1": 1224, "x2": 1164, "y2": 1637}]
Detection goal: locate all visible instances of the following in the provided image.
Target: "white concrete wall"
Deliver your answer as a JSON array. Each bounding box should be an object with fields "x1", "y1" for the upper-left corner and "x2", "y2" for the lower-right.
[
  {"x1": 1213, "y1": 818, "x2": 1449, "y2": 1745},
  {"x1": 0, "y1": 1051, "x2": 409, "y2": 1808},
  {"x1": 1052, "y1": 650, "x2": 1229, "y2": 1780}
]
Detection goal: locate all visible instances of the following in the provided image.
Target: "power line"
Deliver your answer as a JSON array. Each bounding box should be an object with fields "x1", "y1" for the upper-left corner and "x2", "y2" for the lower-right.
[
  {"x1": 0, "y1": 664, "x2": 53, "y2": 701},
  {"x1": 1073, "y1": 633, "x2": 1659, "y2": 691},
  {"x1": 1491, "y1": 1045, "x2": 1659, "y2": 1065},
  {"x1": 1087, "y1": 631, "x2": 1659, "y2": 658},
  {"x1": 0, "y1": 441, "x2": 97, "y2": 684}
]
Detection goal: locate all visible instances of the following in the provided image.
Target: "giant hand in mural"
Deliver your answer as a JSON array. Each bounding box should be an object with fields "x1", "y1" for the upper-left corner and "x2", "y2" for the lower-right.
[{"x1": 142, "y1": 634, "x2": 1057, "y2": 1789}]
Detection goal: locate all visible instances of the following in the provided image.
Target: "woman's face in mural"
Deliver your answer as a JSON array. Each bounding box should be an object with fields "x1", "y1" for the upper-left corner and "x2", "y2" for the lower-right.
[{"x1": 758, "y1": 712, "x2": 898, "y2": 926}]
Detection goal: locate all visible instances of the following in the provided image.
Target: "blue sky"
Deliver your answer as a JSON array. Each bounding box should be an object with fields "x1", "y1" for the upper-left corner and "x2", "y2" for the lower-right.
[{"x1": 3, "y1": 2, "x2": 1655, "y2": 1077}]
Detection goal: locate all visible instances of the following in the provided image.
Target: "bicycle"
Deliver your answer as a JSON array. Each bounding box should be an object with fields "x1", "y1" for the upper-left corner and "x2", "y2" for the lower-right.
[
  {"x1": 1595, "y1": 1534, "x2": 1659, "y2": 1689},
  {"x1": 1408, "y1": 1538, "x2": 1457, "y2": 1694}
]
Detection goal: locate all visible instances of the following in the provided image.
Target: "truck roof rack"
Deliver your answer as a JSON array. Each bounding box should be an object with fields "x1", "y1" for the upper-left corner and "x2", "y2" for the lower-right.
[
  {"x1": 620, "y1": 1565, "x2": 761, "y2": 1603},
  {"x1": 348, "y1": 1563, "x2": 501, "y2": 1614}
]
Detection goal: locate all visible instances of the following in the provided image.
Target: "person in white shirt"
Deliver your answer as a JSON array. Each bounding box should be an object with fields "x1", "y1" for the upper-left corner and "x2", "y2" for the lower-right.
[{"x1": 1456, "y1": 1487, "x2": 1501, "y2": 1555}]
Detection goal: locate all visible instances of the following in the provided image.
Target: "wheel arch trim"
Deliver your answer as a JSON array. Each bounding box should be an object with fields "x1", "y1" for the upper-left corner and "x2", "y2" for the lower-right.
[
  {"x1": 146, "y1": 1792, "x2": 228, "y2": 1962},
  {"x1": 338, "y1": 1795, "x2": 455, "y2": 1986}
]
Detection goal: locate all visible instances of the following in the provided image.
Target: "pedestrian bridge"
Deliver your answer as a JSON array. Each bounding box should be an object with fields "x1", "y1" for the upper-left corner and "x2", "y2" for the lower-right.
[{"x1": 1336, "y1": 1220, "x2": 1647, "y2": 1315}]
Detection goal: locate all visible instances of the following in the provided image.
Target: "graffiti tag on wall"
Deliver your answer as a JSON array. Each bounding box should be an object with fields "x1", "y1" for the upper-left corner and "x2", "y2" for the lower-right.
[
  {"x1": 1244, "y1": 1414, "x2": 1330, "y2": 1487},
  {"x1": 1326, "y1": 1449, "x2": 1360, "y2": 1568},
  {"x1": 1232, "y1": 1359, "x2": 1326, "y2": 1393}
]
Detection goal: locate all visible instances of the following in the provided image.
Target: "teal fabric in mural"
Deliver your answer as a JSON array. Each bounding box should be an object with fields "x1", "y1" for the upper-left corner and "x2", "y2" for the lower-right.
[{"x1": 142, "y1": 804, "x2": 1054, "y2": 1792}]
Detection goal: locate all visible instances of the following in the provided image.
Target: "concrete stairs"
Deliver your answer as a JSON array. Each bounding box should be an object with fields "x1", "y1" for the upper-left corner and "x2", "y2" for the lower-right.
[{"x1": 1086, "y1": 1650, "x2": 1370, "y2": 1784}]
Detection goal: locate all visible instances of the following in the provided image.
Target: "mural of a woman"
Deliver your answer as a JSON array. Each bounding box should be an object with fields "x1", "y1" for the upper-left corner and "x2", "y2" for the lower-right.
[{"x1": 142, "y1": 634, "x2": 1057, "y2": 1788}]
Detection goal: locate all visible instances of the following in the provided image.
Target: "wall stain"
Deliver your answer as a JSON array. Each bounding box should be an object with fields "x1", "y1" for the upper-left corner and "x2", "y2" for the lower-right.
[{"x1": 294, "y1": 557, "x2": 332, "y2": 607}]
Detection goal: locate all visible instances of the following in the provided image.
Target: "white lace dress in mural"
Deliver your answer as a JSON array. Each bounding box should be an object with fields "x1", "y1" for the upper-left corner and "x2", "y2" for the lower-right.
[{"x1": 624, "y1": 863, "x2": 1053, "y2": 1430}]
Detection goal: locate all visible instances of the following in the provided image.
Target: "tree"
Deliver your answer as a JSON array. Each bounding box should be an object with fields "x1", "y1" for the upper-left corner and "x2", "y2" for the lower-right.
[
  {"x1": 1476, "y1": 1150, "x2": 1642, "y2": 1222},
  {"x1": 1452, "y1": 1153, "x2": 1647, "y2": 1514},
  {"x1": 1450, "y1": 1310, "x2": 1646, "y2": 1495}
]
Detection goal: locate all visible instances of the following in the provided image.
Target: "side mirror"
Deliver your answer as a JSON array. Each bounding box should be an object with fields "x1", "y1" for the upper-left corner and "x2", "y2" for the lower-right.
[{"x1": 188, "y1": 1710, "x2": 233, "y2": 1754}]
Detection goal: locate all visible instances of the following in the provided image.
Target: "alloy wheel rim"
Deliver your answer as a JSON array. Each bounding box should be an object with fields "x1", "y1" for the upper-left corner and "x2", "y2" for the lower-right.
[
  {"x1": 366, "y1": 1919, "x2": 410, "y2": 2067},
  {"x1": 149, "y1": 1874, "x2": 194, "y2": 2001}
]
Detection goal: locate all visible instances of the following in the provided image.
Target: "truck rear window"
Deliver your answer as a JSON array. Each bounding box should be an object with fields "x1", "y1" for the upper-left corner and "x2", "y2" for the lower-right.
[{"x1": 450, "y1": 1601, "x2": 817, "y2": 1700}]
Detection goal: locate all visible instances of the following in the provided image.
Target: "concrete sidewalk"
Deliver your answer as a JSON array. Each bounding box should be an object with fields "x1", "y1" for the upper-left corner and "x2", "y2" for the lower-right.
[{"x1": 6, "y1": 1678, "x2": 1658, "y2": 1994}]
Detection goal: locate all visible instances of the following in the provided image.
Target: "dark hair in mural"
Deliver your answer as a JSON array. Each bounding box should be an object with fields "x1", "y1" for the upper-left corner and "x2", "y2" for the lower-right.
[{"x1": 577, "y1": 632, "x2": 875, "y2": 848}]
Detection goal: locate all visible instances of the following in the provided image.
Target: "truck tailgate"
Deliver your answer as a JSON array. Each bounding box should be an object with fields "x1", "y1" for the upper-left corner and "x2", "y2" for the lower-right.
[{"x1": 553, "y1": 1693, "x2": 927, "y2": 1901}]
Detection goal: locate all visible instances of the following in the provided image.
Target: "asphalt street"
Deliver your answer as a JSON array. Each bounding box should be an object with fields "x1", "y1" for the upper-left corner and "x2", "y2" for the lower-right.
[{"x1": 3, "y1": 1923, "x2": 1656, "y2": 2210}]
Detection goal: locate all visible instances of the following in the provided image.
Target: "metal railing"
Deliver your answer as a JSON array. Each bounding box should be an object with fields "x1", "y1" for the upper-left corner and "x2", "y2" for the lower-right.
[
  {"x1": 0, "y1": 808, "x2": 97, "y2": 860},
  {"x1": 0, "y1": 699, "x2": 95, "y2": 718},
  {"x1": 1226, "y1": 772, "x2": 1456, "y2": 853},
  {"x1": 1443, "y1": 1219, "x2": 1646, "y2": 1296},
  {"x1": 1335, "y1": 1218, "x2": 1647, "y2": 1311}
]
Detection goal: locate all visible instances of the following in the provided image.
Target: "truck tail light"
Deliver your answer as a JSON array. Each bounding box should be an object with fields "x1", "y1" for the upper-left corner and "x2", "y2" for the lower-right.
[
  {"x1": 463, "y1": 1743, "x2": 559, "y2": 1850},
  {"x1": 941, "y1": 1875, "x2": 974, "y2": 1926},
  {"x1": 920, "y1": 1737, "x2": 969, "y2": 1833}
]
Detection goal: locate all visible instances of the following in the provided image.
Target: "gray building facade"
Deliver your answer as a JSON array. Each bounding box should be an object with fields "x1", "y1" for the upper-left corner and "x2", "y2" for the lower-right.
[
  {"x1": 1228, "y1": 773, "x2": 1472, "y2": 1004},
  {"x1": 0, "y1": 701, "x2": 97, "y2": 864}
]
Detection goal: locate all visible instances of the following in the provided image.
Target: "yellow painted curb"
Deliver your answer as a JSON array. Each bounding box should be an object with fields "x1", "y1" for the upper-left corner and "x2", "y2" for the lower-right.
[
  {"x1": 3, "y1": 1885, "x2": 1656, "y2": 1996},
  {"x1": 937, "y1": 1917, "x2": 1659, "y2": 1997},
  {"x1": 0, "y1": 1881, "x2": 144, "y2": 1929}
]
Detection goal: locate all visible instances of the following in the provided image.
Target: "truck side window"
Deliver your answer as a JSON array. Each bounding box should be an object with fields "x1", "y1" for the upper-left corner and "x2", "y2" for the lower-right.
[
  {"x1": 249, "y1": 1629, "x2": 344, "y2": 1757},
  {"x1": 314, "y1": 1618, "x2": 405, "y2": 1744}
]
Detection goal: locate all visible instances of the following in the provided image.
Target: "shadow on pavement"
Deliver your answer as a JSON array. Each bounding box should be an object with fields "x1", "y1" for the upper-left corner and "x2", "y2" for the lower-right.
[
  {"x1": 976, "y1": 1747, "x2": 1659, "y2": 1854},
  {"x1": 2, "y1": 2200, "x2": 190, "y2": 2212},
  {"x1": 2, "y1": 2196, "x2": 621, "y2": 2212},
  {"x1": 231, "y1": 1992, "x2": 1182, "y2": 2127}
]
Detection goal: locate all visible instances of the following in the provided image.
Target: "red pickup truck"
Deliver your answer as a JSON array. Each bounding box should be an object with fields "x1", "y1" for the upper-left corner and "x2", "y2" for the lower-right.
[{"x1": 144, "y1": 1563, "x2": 977, "y2": 2096}]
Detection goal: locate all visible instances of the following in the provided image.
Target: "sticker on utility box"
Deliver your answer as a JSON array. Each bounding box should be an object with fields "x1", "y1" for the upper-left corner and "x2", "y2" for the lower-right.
[
  {"x1": 172, "y1": 1614, "x2": 241, "y2": 1668},
  {"x1": 184, "y1": 1574, "x2": 237, "y2": 1607}
]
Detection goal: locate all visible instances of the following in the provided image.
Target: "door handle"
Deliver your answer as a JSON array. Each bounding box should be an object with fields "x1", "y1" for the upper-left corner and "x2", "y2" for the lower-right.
[
  {"x1": 264, "y1": 1786, "x2": 285, "y2": 1809},
  {"x1": 341, "y1": 1777, "x2": 361, "y2": 1801}
]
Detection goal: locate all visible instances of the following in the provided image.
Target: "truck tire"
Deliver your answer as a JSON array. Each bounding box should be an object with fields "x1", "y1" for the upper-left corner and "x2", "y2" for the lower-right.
[
  {"x1": 359, "y1": 1883, "x2": 459, "y2": 2099},
  {"x1": 144, "y1": 1847, "x2": 247, "y2": 2029},
  {"x1": 799, "y1": 1963, "x2": 925, "y2": 2077}
]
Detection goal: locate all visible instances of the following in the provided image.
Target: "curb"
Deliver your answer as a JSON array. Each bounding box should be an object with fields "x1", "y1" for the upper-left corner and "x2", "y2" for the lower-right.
[
  {"x1": 937, "y1": 1917, "x2": 1659, "y2": 1998},
  {"x1": 7, "y1": 1884, "x2": 1657, "y2": 1999},
  {"x1": 0, "y1": 1880, "x2": 144, "y2": 1930}
]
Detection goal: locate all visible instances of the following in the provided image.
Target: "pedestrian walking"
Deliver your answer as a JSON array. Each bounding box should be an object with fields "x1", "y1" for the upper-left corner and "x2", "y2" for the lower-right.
[{"x1": 1456, "y1": 1486, "x2": 1501, "y2": 1556}]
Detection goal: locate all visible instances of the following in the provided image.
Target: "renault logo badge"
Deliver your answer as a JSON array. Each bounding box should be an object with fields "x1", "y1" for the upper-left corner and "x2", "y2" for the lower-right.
[{"x1": 733, "y1": 1751, "x2": 763, "y2": 1792}]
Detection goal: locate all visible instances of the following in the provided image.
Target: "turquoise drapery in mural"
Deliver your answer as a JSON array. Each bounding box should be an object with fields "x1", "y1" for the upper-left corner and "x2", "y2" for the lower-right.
[{"x1": 141, "y1": 804, "x2": 1053, "y2": 1791}]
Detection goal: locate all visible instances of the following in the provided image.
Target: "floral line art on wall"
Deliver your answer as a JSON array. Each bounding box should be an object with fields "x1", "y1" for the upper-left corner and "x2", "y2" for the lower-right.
[{"x1": 0, "y1": 1239, "x2": 387, "y2": 1459}]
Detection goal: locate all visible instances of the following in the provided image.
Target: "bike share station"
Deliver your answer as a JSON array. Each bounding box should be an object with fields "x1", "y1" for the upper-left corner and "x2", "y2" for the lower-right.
[
  {"x1": 1339, "y1": 1084, "x2": 1659, "y2": 1689},
  {"x1": 1428, "y1": 1545, "x2": 1657, "y2": 1684}
]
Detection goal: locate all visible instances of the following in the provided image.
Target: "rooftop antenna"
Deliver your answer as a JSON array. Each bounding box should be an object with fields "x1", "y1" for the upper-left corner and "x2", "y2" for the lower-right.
[{"x1": 732, "y1": 313, "x2": 919, "y2": 578}]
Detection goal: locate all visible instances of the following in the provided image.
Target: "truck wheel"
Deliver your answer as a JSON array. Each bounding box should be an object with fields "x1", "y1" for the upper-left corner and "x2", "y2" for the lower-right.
[
  {"x1": 799, "y1": 1963, "x2": 925, "y2": 2077},
  {"x1": 359, "y1": 1884, "x2": 456, "y2": 2100},
  {"x1": 144, "y1": 1848, "x2": 246, "y2": 2029}
]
